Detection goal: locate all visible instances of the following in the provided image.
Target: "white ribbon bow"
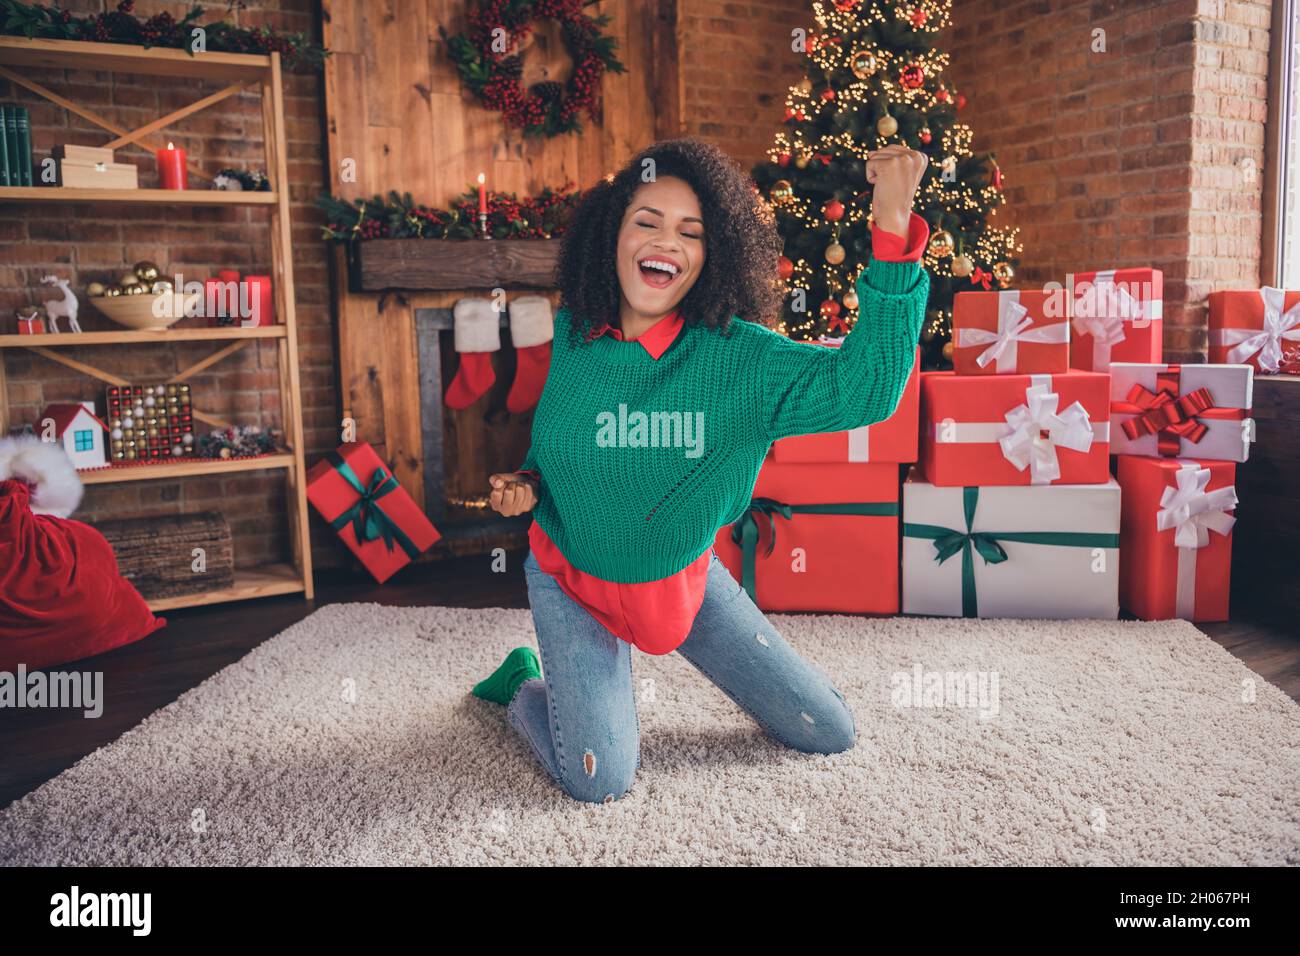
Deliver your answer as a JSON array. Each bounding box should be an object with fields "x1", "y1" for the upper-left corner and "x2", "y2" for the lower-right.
[
  {"x1": 1071, "y1": 276, "x2": 1144, "y2": 345},
  {"x1": 998, "y1": 381, "x2": 1097, "y2": 484},
  {"x1": 1155, "y1": 466, "x2": 1237, "y2": 549},
  {"x1": 955, "y1": 294, "x2": 1069, "y2": 372},
  {"x1": 1216, "y1": 287, "x2": 1300, "y2": 372}
]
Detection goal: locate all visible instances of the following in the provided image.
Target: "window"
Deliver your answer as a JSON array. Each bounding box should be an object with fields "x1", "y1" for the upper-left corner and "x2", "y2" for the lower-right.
[
  {"x1": 1264, "y1": 0, "x2": 1299, "y2": 286},
  {"x1": 74, "y1": 428, "x2": 95, "y2": 452}
]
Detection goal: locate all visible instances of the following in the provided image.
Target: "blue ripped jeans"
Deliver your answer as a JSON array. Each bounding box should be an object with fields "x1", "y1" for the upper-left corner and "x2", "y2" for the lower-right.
[{"x1": 507, "y1": 547, "x2": 857, "y2": 804}]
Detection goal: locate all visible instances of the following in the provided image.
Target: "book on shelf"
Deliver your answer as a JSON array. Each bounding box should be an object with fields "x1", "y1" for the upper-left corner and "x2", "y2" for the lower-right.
[{"x1": 1, "y1": 105, "x2": 32, "y2": 187}]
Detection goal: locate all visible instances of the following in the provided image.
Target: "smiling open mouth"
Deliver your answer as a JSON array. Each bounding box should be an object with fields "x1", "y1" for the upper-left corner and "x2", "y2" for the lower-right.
[{"x1": 637, "y1": 257, "x2": 680, "y2": 289}]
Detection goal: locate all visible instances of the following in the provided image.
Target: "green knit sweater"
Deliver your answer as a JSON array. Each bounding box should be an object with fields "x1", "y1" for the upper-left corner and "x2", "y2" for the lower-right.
[{"x1": 518, "y1": 256, "x2": 928, "y2": 582}]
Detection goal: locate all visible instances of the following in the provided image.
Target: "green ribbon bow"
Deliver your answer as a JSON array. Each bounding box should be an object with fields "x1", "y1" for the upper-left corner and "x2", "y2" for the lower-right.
[
  {"x1": 902, "y1": 486, "x2": 1119, "y2": 618},
  {"x1": 326, "y1": 450, "x2": 420, "y2": 558},
  {"x1": 728, "y1": 496, "x2": 899, "y2": 601}
]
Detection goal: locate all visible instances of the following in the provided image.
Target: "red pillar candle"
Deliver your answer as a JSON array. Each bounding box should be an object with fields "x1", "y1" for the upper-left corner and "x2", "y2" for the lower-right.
[
  {"x1": 157, "y1": 141, "x2": 187, "y2": 190},
  {"x1": 477, "y1": 172, "x2": 487, "y2": 214},
  {"x1": 243, "y1": 274, "x2": 274, "y2": 327}
]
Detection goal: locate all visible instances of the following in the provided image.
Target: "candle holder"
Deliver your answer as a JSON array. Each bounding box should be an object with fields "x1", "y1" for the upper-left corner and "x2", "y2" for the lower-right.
[{"x1": 478, "y1": 212, "x2": 489, "y2": 239}]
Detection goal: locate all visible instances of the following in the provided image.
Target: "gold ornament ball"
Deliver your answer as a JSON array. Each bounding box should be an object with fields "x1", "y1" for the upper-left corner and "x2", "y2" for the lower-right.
[
  {"x1": 796, "y1": 78, "x2": 813, "y2": 94},
  {"x1": 993, "y1": 261, "x2": 1015, "y2": 287},
  {"x1": 104, "y1": 286, "x2": 122, "y2": 297},
  {"x1": 119, "y1": 273, "x2": 139, "y2": 288},
  {"x1": 133, "y1": 260, "x2": 161, "y2": 283},
  {"x1": 951, "y1": 254, "x2": 974, "y2": 278},
  {"x1": 851, "y1": 50, "x2": 879, "y2": 79},
  {"x1": 921, "y1": 324, "x2": 937, "y2": 343},
  {"x1": 929, "y1": 230, "x2": 955, "y2": 257},
  {"x1": 219, "y1": 446, "x2": 232, "y2": 459},
  {"x1": 942, "y1": 341, "x2": 955, "y2": 361},
  {"x1": 125, "y1": 283, "x2": 147, "y2": 295},
  {"x1": 770, "y1": 179, "x2": 794, "y2": 202},
  {"x1": 825, "y1": 242, "x2": 846, "y2": 265},
  {"x1": 86, "y1": 281, "x2": 105, "y2": 297},
  {"x1": 794, "y1": 155, "x2": 809, "y2": 169},
  {"x1": 877, "y1": 114, "x2": 899, "y2": 137},
  {"x1": 842, "y1": 290, "x2": 858, "y2": 311}
]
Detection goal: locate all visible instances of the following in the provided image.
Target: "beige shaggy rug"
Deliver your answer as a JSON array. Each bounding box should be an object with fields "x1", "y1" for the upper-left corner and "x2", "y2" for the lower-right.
[{"x1": 1, "y1": 603, "x2": 1297, "y2": 866}]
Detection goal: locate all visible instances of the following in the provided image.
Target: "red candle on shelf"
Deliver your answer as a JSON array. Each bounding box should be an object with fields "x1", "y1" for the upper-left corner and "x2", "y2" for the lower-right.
[
  {"x1": 243, "y1": 274, "x2": 274, "y2": 327},
  {"x1": 157, "y1": 141, "x2": 187, "y2": 190},
  {"x1": 477, "y1": 172, "x2": 487, "y2": 214}
]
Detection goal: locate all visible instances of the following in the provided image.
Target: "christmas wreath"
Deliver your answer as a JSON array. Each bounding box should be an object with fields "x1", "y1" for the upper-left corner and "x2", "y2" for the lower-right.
[{"x1": 442, "y1": 0, "x2": 625, "y2": 138}]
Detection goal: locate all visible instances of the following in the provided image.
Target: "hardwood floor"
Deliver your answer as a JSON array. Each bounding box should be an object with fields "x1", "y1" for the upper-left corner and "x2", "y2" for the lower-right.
[{"x1": 1, "y1": 550, "x2": 1296, "y2": 811}]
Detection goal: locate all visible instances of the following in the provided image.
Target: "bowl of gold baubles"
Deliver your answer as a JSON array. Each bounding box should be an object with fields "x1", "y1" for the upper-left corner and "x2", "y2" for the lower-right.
[{"x1": 89, "y1": 260, "x2": 199, "y2": 331}]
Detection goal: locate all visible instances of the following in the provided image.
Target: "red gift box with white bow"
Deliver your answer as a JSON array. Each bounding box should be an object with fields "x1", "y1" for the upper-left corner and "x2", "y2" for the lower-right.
[
  {"x1": 920, "y1": 370, "x2": 1111, "y2": 486},
  {"x1": 1207, "y1": 288, "x2": 1300, "y2": 375},
  {"x1": 1117, "y1": 456, "x2": 1237, "y2": 621},
  {"x1": 952, "y1": 290, "x2": 1070, "y2": 375},
  {"x1": 1067, "y1": 268, "x2": 1164, "y2": 371},
  {"x1": 1108, "y1": 362, "x2": 1254, "y2": 463},
  {"x1": 769, "y1": 344, "x2": 920, "y2": 463}
]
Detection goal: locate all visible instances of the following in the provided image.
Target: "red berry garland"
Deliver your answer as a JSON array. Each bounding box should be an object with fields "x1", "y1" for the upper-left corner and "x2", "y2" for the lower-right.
[{"x1": 445, "y1": 0, "x2": 626, "y2": 138}]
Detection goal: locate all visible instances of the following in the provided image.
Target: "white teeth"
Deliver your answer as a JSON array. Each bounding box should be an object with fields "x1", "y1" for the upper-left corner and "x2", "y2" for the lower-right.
[{"x1": 640, "y1": 259, "x2": 679, "y2": 276}]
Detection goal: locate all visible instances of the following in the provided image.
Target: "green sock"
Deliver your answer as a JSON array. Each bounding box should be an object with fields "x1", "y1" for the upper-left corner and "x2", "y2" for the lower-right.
[{"x1": 471, "y1": 646, "x2": 542, "y2": 705}]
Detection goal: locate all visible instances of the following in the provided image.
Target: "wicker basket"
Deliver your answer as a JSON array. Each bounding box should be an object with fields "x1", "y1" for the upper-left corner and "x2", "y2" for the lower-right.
[
  {"x1": 96, "y1": 511, "x2": 234, "y2": 600},
  {"x1": 91, "y1": 289, "x2": 200, "y2": 331}
]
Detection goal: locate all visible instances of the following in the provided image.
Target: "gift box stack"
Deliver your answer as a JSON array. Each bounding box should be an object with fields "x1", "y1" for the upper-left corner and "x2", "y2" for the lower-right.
[
  {"x1": 712, "y1": 342, "x2": 921, "y2": 614},
  {"x1": 907, "y1": 282, "x2": 1120, "y2": 619}
]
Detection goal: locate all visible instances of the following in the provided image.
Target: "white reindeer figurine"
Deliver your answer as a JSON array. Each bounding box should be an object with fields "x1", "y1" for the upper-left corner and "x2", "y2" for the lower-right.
[{"x1": 41, "y1": 274, "x2": 81, "y2": 334}]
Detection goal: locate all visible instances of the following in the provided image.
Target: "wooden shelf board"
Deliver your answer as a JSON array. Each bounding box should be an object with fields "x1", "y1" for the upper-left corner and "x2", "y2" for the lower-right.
[
  {"x1": 145, "y1": 563, "x2": 304, "y2": 612},
  {"x1": 0, "y1": 186, "x2": 277, "y2": 205},
  {"x1": 0, "y1": 326, "x2": 287, "y2": 348},
  {"x1": 79, "y1": 452, "x2": 295, "y2": 485},
  {"x1": 0, "y1": 36, "x2": 271, "y2": 81}
]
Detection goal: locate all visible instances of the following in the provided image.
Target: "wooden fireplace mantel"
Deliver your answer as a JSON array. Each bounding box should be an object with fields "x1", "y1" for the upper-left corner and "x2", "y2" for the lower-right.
[{"x1": 351, "y1": 238, "x2": 561, "y2": 292}]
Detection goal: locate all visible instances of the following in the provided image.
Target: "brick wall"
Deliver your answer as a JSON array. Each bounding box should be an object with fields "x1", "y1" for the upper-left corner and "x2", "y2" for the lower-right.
[
  {"x1": 947, "y1": 0, "x2": 1274, "y2": 361},
  {"x1": 678, "y1": 0, "x2": 811, "y2": 167},
  {"x1": 0, "y1": 1, "x2": 341, "y2": 571}
]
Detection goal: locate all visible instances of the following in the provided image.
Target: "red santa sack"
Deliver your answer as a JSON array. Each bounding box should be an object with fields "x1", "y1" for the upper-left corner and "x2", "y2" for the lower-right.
[{"x1": 1, "y1": 477, "x2": 167, "y2": 670}]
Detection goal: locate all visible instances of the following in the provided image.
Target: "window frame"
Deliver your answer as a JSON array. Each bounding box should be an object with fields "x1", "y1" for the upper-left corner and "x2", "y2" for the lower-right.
[{"x1": 1262, "y1": 0, "x2": 1298, "y2": 287}]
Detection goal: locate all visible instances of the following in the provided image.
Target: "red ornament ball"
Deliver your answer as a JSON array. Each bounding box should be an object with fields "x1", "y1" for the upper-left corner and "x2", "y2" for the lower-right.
[
  {"x1": 956, "y1": 92, "x2": 968, "y2": 110},
  {"x1": 819, "y1": 299, "x2": 842, "y2": 318},
  {"x1": 900, "y1": 64, "x2": 925, "y2": 90},
  {"x1": 777, "y1": 256, "x2": 794, "y2": 280},
  {"x1": 935, "y1": 88, "x2": 950, "y2": 103},
  {"x1": 778, "y1": 151, "x2": 791, "y2": 167},
  {"x1": 821, "y1": 88, "x2": 836, "y2": 101},
  {"x1": 823, "y1": 199, "x2": 845, "y2": 221},
  {"x1": 910, "y1": 9, "x2": 928, "y2": 27},
  {"x1": 919, "y1": 127, "x2": 932, "y2": 145}
]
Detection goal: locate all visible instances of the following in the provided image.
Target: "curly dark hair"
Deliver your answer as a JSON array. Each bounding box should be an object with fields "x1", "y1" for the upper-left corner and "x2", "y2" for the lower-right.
[{"x1": 554, "y1": 137, "x2": 783, "y2": 345}]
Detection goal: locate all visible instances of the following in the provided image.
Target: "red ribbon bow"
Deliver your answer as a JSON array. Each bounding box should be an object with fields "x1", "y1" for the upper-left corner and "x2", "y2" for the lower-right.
[
  {"x1": 1112, "y1": 366, "x2": 1238, "y2": 457},
  {"x1": 969, "y1": 267, "x2": 993, "y2": 290},
  {"x1": 826, "y1": 312, "x2": 850, "y2": 335}
]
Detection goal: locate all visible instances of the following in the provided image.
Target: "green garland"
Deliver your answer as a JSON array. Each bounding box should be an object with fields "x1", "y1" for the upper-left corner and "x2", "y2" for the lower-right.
[
  {"x1": 317, "y1": 183, "x2": 583, "y2": 242},
  {"x1": 0, "y1": 1, "x2": 330, "y2": 71}
]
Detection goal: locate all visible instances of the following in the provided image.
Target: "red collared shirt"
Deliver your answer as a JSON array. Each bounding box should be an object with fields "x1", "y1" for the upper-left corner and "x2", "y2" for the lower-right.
[{"x1": 521, "y1": 213, "x2": 929, "y2": 655}]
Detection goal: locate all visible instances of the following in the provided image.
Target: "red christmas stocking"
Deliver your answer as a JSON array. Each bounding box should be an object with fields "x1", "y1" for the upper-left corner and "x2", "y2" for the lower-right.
[
  {"x1": 445, "y1": 297, "x2": 501, "y2": 409},
  {"x1": 506, "y1": 294, "x2": 554, "y2": 413}
]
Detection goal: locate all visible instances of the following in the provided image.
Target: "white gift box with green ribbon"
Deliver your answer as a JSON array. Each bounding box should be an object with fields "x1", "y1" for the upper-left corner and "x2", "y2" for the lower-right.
[{"x1": 902, "y1": 469, "x2": 1121, "y2": 619}]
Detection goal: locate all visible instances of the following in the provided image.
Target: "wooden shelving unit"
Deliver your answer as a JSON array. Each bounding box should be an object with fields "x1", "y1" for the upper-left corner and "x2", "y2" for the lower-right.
[{"x1": 0, "y1": 36, "x2": 314, "y2": 611}]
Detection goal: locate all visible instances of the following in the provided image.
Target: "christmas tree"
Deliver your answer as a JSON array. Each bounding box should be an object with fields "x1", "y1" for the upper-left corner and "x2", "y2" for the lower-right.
[{"x1": 751, "y1": 0, "x2": 1022, "y2": 370}]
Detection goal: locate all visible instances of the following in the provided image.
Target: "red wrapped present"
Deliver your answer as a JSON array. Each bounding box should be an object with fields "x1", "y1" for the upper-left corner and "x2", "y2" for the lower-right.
[
  {"x1": 1108, "y1": 362, "x2": 1254, "y2": 462},
  {"x1": 1117, "y1": 456, "x2": 1236, "y2": 621},
  {"x1": 713, "y1": 461, "x2": 899, "y2": 613},
  {"x1": 920, "y1": 370, "x2": 1111, "y2": 486},
  {"x1": 1067, "y1": 268, "x2": 1163, "y2": 371},
  {"x1": 17, "y1": 314, "x2": 45, "y2": 334},
  {"x1": 770, "y1": 345, "x2": 919, "y2": 463},
  {"x1": 952, "y1": 290, "x2": 1069, "y2": 375},
  {"x1": 1207, "y1": 288, "x2": 1300, "y2": 374},
  {"x1": 306, "y1": 442, "x2": 441, "y2": 584}
]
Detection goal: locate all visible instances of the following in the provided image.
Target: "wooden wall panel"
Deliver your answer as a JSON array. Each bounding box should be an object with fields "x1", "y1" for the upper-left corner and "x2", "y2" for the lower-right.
[{"x1": 320, "y1": 0, "x2": 673, "y2": 522}]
